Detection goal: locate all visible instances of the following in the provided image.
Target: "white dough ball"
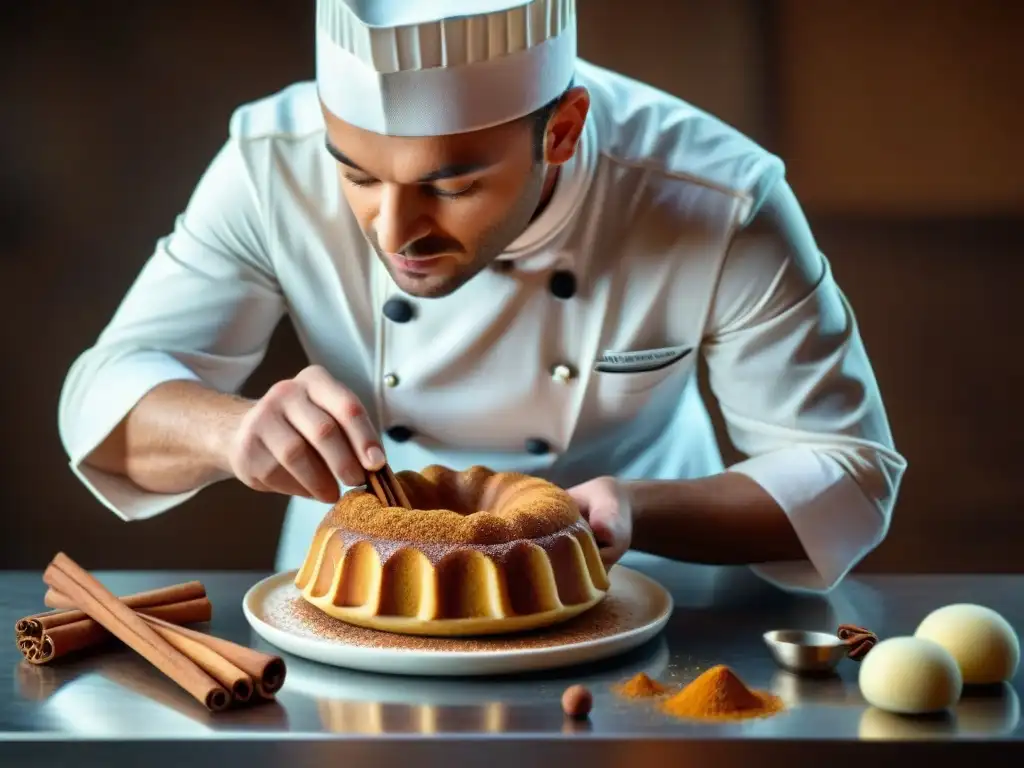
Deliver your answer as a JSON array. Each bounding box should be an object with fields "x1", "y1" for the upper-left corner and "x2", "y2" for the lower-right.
[
  {"x1": 915, "y1": 603, "x2": 1020, "y2": 685},
  {"x1": 858, "y1": 636, "x2": 962, "y2": 714}
]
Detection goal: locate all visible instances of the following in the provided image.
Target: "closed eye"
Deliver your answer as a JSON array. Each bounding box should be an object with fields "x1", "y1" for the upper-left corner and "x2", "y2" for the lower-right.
[
  {"x1": 345, "y1": 176, "x2": 377, "y2": 188},
  {"x1": 343, "y1": 176, "x2": 477, "y2": 199},
  {"x1": 425, "y1": 181, "x2": 477, "y2": 199}
]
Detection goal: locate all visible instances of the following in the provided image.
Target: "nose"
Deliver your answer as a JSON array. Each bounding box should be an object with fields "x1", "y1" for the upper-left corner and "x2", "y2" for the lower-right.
[{"x1": 375, "y1": 184, "x2": 428, "y2": 255}]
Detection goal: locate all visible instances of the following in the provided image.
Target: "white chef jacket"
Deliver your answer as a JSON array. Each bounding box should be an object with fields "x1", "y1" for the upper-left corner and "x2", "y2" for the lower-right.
[{"x1": 58, "y1": 59, "x2": 906, "y2": 594}]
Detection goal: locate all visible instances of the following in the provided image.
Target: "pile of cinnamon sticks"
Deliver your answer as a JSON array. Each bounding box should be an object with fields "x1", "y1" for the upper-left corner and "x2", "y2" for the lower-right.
[{"x1": 14, "y1": 552, "x2": 285, "y2": 712}]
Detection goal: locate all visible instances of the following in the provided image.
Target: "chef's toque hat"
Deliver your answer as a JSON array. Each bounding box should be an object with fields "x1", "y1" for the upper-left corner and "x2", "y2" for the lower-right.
[{"x1": 315, "y1": 0, "x2": 578, "y2": 137}]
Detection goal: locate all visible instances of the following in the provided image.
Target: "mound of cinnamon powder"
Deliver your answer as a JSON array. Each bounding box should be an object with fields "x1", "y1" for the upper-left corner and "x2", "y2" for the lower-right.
[
  {"x1": 614, "y1": 672, "x2": 667, "y2": 698},
  {"x1": 661, "y1": 665, "x2": 783, "y2": 721}
]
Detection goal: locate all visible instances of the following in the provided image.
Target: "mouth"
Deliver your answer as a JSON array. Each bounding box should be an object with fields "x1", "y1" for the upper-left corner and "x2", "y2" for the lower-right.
[{"x1": 387, "y1": 253, "x2": 449, "y2": 275}]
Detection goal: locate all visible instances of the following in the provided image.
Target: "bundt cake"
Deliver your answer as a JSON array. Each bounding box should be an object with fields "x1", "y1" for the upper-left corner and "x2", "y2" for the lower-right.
[{"x1": 294, "y1": 465, "x2": 611, "y2": 637}]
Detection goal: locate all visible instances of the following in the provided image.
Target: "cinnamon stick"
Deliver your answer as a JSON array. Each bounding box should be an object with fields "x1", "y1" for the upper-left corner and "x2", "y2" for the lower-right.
[
  {"x1": 16, "y1": 580, "x2": 206, "y2": 637},
  {"x1": 142, "y1": 614, "x2": 286, "y2": 696},
  {"x1": 31, "y1": 580, "x2": 281, "y2": 703},
  {"x1": 368, "y1": 471, "x2": 393, "y2": 506},
  {"x1": 17, "y1": 598, "x2": 212, "y2": 666},
  {"x1": 382, "y1": 464, "x2": 412, "y2": 508},
  {"x1": 146, "y1": 621, "x2": 253, "y2": 702},
  {"x1": 41, "y1": 580, "x2": 206, "y2": 613},
  {"x1": 42, "y1": 553, "x2": 230, "y2": 712},
  {"x1": 368, "y1": 466, "x2": 411, "y2": 509}
]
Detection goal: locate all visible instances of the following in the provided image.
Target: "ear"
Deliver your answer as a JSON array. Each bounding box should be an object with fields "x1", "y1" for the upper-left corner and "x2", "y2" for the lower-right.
[{"x1": 544, "y1": 86, "x2": 591, "y2": 166}]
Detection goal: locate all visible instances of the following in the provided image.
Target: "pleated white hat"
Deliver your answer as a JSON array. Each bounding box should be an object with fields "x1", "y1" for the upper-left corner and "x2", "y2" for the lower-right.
[{"x1": 315, "y1": 0, "x2": 578, "y2": 137}]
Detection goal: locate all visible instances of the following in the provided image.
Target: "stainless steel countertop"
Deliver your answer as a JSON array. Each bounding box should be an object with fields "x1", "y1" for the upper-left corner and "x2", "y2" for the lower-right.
[{"x1": 2, "y1": 553, "x2": 1021, "y2": 767}]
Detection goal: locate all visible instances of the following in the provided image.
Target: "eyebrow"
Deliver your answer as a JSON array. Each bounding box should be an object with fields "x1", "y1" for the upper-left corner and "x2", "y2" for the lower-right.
[{"x1": 324, "y1": 139, "x2": 495, "y2": 183}]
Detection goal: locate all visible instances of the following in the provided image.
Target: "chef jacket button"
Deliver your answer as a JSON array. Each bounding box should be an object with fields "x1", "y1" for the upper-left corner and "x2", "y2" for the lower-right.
[
  {"x1": 383, "y1": 373, "x2": 399, "y2": 388},
  {"x1": 383, "y1": 297, "x2": 414, "y2": 323},
  {"x1": 549, "y1": 270, "x2": 576, "y2": 300},
  {"x1": 524, "y1": 437, "x2": 550, "y2": 455},
  {"x1": 551, "y1": 363, "x2": 576, "y2": 383},
  {"x1": 386, "y1": 425, "x2": 414, "y2": 442}
]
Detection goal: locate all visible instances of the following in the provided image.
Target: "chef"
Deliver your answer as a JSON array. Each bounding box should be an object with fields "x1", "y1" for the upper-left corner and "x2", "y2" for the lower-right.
[{"x1": 58, "y1": 0, "x2": 906, "y2": 595}]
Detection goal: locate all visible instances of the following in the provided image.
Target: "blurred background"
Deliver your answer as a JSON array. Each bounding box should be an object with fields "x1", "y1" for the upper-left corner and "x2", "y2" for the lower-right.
[{"x1": 1, "y1": 0, "x2": 1020, "y2": 571}]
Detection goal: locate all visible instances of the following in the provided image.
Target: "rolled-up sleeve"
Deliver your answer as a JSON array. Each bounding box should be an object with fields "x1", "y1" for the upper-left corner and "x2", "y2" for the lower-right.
[
  {"x1": 58, "y1": 137, "x2": 285, "y2": 521},
  {"x1": 703, "y1": 177, "x2": 907, "y2": 593}
]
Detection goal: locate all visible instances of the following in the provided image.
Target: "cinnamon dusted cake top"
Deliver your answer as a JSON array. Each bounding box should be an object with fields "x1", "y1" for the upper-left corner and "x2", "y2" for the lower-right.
[{"x1": 318, "y1": 465, "x2": 581, "y2": 545}]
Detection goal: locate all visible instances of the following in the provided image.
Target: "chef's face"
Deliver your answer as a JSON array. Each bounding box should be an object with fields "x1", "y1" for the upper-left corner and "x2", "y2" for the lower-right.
[{"x1": 322, "y1": 87, "x2": 590, "y2": 298}]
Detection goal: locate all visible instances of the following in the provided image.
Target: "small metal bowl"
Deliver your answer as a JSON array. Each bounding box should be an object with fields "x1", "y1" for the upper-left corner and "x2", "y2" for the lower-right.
[{"x1": 763, "y1": 629, "x2": 849, "y2": 675}]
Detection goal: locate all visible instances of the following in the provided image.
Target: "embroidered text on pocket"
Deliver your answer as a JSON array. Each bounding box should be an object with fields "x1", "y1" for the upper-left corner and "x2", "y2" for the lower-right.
[{"x1": 594, "y1": 344, "x2": 693, "y2": 374}]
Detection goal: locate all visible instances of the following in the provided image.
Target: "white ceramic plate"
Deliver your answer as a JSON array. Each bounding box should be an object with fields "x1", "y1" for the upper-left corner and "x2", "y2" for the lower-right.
[{"x1": 242, "y1": 566, "x2": 673, "y2": 677}]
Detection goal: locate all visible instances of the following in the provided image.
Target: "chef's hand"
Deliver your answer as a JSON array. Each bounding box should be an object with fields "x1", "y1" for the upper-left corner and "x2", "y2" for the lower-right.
[
  {"x1": 567, "y1": 476, "x2": 633, "y2": 567},
  {"x1": 225, "y1": 365, "x2": 385, "y2": 504}
]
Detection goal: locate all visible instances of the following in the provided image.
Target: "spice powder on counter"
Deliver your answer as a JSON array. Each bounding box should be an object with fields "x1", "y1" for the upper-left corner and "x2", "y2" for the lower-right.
[
  {"x1": 660, "y1": 665, "x2": 783, "y2": 721},
  {"x1": 614, "y1": 672, "x2": 667, "y2": 698}
]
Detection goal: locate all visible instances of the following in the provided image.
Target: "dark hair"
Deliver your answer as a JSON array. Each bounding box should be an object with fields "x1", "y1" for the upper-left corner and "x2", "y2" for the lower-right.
[{"x1": 529, "y1": 78, "x2": 576, "y2": 162}]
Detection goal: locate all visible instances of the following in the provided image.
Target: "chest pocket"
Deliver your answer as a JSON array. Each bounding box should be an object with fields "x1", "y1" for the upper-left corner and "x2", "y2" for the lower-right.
[{"x1": 590, "y1": 345, "x2": 696, "y2": 419}]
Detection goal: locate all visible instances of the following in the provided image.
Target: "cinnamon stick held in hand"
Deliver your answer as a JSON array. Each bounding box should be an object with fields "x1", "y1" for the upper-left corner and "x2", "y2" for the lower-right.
[{"x1": 368, "y1": 464, "x2": 411, "y2": 508}]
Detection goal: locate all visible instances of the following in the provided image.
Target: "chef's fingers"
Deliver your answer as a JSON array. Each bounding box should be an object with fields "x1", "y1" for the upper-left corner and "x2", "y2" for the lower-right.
[
  {"x1": 591, "y1": 524, "x2": 614, "y2": 553},
  {"x1": 257, "y1": 411, "x2": 340, "y2": 504},
  {"x1": 586, "y1": 514, "x2": 611, "y2": 542},
  {"x1": 589, "y1": 517, "x2": 628, "y2": 566},
  {"x1": 566, "y1": 489, "x2": 591, "y2": 519},
  {"x1": 598, "y1": 542, "x2": 627, "y2": 568},
  {"x1": 300, "y1": 367, "x2": 386, "y2": 470},
  {"x1": 570, "y1": 494, "x2": 590, "y2": 519},
  {"x1": 283, "y1": 393, "x2": 365, "y2": 487},
  {"x1": 249, "y1": 469, "x2": 314, "y2": 500},
  {"x1": 238, "y1": 434, "x2": 314, "y2": 499}
]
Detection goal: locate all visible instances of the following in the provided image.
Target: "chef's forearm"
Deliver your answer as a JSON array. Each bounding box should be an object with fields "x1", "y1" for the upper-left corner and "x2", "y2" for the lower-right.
[
  {"x1": 82, "y1": 380, "x2": 251, "y2": 494},
  {"x1": 624, "y1": 471, "x2": 807, "y2": 565}
]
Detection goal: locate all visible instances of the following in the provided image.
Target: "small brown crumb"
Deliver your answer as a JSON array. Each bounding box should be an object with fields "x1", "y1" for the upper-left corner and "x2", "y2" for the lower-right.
[{"x1": 561, "y1": 684, "x2": 593, "y2": 719}]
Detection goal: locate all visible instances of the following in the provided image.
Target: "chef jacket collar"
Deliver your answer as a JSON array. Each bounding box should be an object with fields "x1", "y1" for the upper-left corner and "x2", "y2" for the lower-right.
[{"x1": 495, "y1": 112, "x2": 598, "y2": 271}]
